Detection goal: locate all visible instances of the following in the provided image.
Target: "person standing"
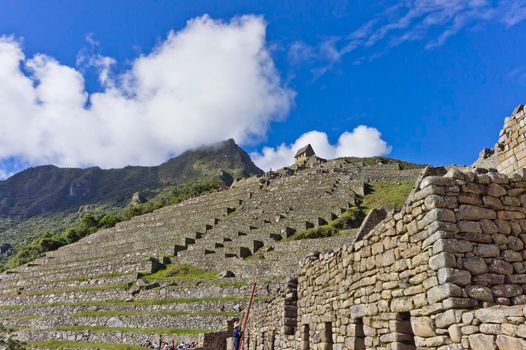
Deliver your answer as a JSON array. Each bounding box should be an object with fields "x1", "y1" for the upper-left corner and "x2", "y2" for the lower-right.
[{"x1": 233, "y1": 323, "x2": 242, "y2": 350}]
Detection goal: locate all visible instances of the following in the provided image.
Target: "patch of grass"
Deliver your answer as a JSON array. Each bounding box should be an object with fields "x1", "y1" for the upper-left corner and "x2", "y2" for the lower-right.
[
  {"x1": 361, "y1": 181, "x2": 414, "y2": 212},
  {"x1": 29, "y1": 340, "x2": 150, "y2": 350},
  {"x1": 0, "y1": 296, "x2": 267, "y2": 310},
  {"x1": 142, "y1": 263, "x2": 218, "y2": 280},
  {"x1": 72, "y1": 310, "x2": 239, "y2": 317},
  {"x1": 171, "y1": 178, "x2": 224, "y2": 204},
  {"x1": 340, "y1": 156, "x2": 427, "y2": 170},
  {"x1": 0, "y1": 314, "x2": 42, "y2": 320},
  {"x1": 49, "y1": 325, "x2": 214, "y2": 335},
  {"x1": 288, "y1": 207, "x2": 365, "y2": 240},
  {"x1": 21, "y1": 283, "x2": 127, "y2": 296}
]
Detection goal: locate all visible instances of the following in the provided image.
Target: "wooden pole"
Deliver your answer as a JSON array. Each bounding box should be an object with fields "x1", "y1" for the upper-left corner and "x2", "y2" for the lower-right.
[{"x1": 239, "y1": 282, "x2": 256, "y2": 350}]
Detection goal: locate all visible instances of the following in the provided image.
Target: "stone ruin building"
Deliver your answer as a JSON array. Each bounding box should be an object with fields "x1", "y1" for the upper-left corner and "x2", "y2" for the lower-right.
[
  {"x1": 0, "y1": 141, "x2": 421, "y2": 349},
  {"x1": 244, "y1": 104, "x2": 526, "y2": 350},
  {"x1": 295, "y1": 144, "x2": 316, "y2": 163},
  {"x1": 1, "y1": 105, "x2": 526, "y2": 350}
]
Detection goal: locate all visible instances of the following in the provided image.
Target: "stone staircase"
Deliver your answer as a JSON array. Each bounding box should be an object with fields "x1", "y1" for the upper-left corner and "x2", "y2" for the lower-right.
[{"x1": 0, "y1": 158, "x2": 421, "y2": 349}]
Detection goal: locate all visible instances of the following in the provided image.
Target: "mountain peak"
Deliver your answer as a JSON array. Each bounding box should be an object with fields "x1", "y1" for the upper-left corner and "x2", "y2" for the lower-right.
[{"x1": 0, "y1": 140, "x2": 262, "y2": 228}]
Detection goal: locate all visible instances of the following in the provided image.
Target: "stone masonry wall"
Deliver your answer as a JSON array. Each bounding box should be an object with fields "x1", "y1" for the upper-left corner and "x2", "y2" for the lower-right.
[
  {"x1": 245, "y1": 166, "x2": 526, "y2": 350},
  {"x1": 497, "y1": 104, "x2": 526, "y2": 175}
]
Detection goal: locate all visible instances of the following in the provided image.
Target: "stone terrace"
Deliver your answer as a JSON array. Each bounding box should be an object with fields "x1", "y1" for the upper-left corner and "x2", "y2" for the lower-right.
[
  {"x1": 0, "y1": 159, "x2": 421, "y2": 349},
  {"x1": 245, "y1": 166, "x2": 526, "y2": 350}
]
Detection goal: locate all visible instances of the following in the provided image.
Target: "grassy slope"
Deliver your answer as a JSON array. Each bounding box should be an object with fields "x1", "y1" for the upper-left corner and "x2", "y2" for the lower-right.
[
  {"x1": 289, "y1": 181, "x2": 415, "y2": 240},
  {"x1": 361, "y1": 181, "x2": 415, "y2": 212}
]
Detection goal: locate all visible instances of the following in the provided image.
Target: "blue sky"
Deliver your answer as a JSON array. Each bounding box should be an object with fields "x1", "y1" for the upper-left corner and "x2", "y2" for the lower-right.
[{"x1": 0, "y1": 0, "x2": 525, "y2": 176}]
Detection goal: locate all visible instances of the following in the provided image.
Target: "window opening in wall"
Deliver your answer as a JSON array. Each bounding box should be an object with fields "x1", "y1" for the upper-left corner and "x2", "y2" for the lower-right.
[
  {"x1": 271, "y1": 332, "x2": 276, "y2": 350},
  {"x1": 397, "y1": 312, "x2": 416, "y2": 347},
  {"x1": 323, "y1": 322, "x2": 333, "y2": 350},
  {"x1": 302, "y1": 324, "x2": 310, "y2": 350},
  {"x1": 354, "y1": 318, "x2": 365, "y2": 350}
]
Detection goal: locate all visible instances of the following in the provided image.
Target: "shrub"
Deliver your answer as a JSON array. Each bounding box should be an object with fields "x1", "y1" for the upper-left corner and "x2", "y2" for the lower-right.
[
  {"x1": 3, "y1": 177, "x2": 225, "y2": 271},
  {"x1": 98, "y1": 214, "x2": 121, "y2": 228},
  {"x1": 171, "y1": 179, "x2": 223, "y2": 204}
]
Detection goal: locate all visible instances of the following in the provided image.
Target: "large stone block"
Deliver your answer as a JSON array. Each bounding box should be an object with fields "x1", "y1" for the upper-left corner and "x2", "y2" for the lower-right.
[
  {"x1": 425, "y1": 195, "x2": 458, "y2": 210},
  {"x1": 438, "y1": 268, "x2": 472, "y2": 286},
  {"x1": 463, "y1": 256, "x2": 489, "y2": 275},
  {"x1": 458, "y1": 221, "x2": 482, "y2": 233},
  {"x1": 433, "y1": 239, "x2": 473, "y2": 254},
  {"x1": 488, "y1": 259, "x2": 513, "y2": 275},
  {"x1": 457, "y1": 205, "x2": 497, "y2": 220},
  {"x1": 391, "y1": 297, "x2": 414, "y2": 312},
  {"x1": 466, "y1": 285, "x2": 494, "y2": 302},
  {"x1": 468, "y1": 334, "x2": 496, "y2": 350},
  {"x1": 492, "y1": 284, "x2": 523, "y2": 298},
  {"x1": 475, "y1": 306, "x2": 523, "y2": 323},
  {"x1": 502, "y1": 250, "x2": 523, "y2": 262},
  {"x1": 429, "y1": 252, "x2": 457, "y2": 271},
  {"x1": 488, "y1": 183, "x2": 507, "y2": 197},
  {"x1": 435, "y1": 309, "x2": 464, "y2": 329},
  {"x1": 474, "y1": 244, "x2": 500, "y2": 258},
  {"x1": 496, "y1": 335, "x2": 526, "y2": 350},
  {"x1": 420, "y1": 176, "x2": 456, "y2": 189},
  {"x1": 473, "y1": 273, "x2": 506, "y2": 286},
  {"x1": 418, "y1": 208, "x2": 456, "y2": 229},
  {"x1": 427, "y1": 283, "x2": 462, "y2": 304},
  {"x1": 410, "y1": 316, "x2": 434, "y2": 337}
]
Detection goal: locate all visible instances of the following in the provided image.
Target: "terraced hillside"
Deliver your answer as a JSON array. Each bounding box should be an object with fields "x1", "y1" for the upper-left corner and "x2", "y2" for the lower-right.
[
  {"x1": 0, "y1": 158, "x2": 423, "y2": 349},
  {"x1": 0, "y1": 138, "x2": 263, "y2": 255}
]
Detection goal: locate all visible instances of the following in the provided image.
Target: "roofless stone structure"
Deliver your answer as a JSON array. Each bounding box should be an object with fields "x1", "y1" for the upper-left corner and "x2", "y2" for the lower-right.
[{"x1": 243, "y1": 105, "x2": 526, "y2": 350}]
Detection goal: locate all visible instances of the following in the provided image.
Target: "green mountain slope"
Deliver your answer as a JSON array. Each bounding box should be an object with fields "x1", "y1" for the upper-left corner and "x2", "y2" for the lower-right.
[{"x1": 0, "y1": 139, "x2": 263, "y2": 250}]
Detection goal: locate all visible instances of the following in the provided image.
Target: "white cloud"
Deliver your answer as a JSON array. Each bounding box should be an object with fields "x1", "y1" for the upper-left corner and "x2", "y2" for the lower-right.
[
  {"x1": 0, "y1": 15, "x2": 293, "y2": 172},
  {"x1": 503, "y1": 0, "x2": 526, "y2": 27},
  {"x1": 288, "y1": 0, "x2": 526, "y2": 77},
  {"x1": 251, "y1": 126, "x2": 391, "y2": 171}
]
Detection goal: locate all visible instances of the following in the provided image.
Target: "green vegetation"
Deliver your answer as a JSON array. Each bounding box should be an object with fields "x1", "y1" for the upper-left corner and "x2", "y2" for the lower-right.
[
  {"x1": 288, "y1": 181, "x2": 414, "y2": 241},
  {"x1": 21, "y1": 283, "x2": 127, "y2": 296},
  {"x1": 29, "y1": 341, "x2": 150, "y2": 350},
  {"x1": 171, "y1": 178, "x2": 223, "y2": 204},
  {"x1": 52, "y1": 271, "x2": 128, "y2": 283},
  {"x1": 0, "y1": 139, "x2": 262, "y2": 269},
  {"x1": 341, "y1": 156, "x2": 427, "y2": 170},
  {"x1": 5, "y1": 212, "x2": 121, "y2": 270},
  {"x1": 72, "y1": 310, "x2": 239, "y2": 317},
  {"x1": 362, "y1": 181, "x2": 414, "y2": 212},
  {"x1": 217, "y1": 281, "x2": 247, "y2": 287},
  {"x1": 143, "y1": 263, "x2": 218, "y2": 280},
  {"x1": 0, "y1": 296, "x2": 264, "y2": 310},
  {"x1": 0, "y1": 324, "x2": 26, "y2": 350},
  {"x1": 288, "y1": 207, "x2": 365, "y2": 240},
  {"x1": 4, "y1": 177, "x2": 226, "y2": 272},
  {"x1": 49, "y1": 325, "x2": 214, "y2": 335}
]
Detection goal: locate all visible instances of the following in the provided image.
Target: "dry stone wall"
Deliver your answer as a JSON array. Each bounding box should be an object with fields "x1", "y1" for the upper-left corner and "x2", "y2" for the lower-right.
[
  {"x1": 245, "y1": 166, "x2": 526, "y2": 350},
  {"x1": 495, "y1": 104, "x2": 526, "y2": 175},
  {"x1": 0, "y1": 159, "x2": 423, "y2": 348}
]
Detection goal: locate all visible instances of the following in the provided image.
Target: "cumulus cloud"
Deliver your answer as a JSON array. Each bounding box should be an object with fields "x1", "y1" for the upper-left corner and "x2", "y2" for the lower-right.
[
  {"x1": 0, "y1": 15, "x2": 293, "y2": 172},
  {"x1": 251, "y1": 126, "x2": 391, "y2": 171}
]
